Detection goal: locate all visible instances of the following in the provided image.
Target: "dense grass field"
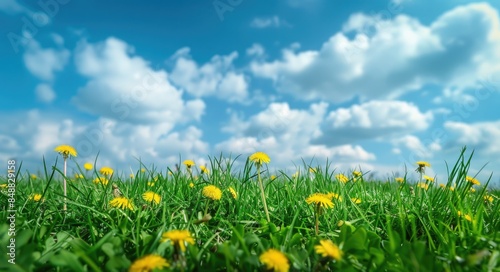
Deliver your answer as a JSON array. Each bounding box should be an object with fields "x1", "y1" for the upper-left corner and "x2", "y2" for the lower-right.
[{"x1": 1, "y1": 147, "x2": 499, "y2": 271}]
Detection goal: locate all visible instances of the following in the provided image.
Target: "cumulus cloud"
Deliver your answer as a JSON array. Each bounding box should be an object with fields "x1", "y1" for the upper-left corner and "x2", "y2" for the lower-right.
[
  {"x1": 250, "y1": 3, "x2": 500, "y2": 103},
  {"x1": 23, "y1": 40, "x2": 70, "y2": 81},
  {"x1": 444, "y1": 121, "x2": 500, "y2": 155},
  {"x1": 72, "y1": 37, "x2": 205, "y2": 127},
  {"x1": 169, "y1": 48, "x2": 249, "y2": 103},
  {"x1": 216, "y1": 102, "x2": 376, "y2": 170},
  {"x1": 250, "y1": 16, "x2": 290, "y2": 28},
  {"x1": 35, "y1": 83, "x2": 56, "y2": 103},
  {"x1": 314, "y1": 100, "x2": 433, "y2": 145}
]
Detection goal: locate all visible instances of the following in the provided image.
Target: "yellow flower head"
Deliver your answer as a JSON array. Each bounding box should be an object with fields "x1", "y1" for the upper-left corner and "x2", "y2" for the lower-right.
[
  {"x1": 93, "y1": 177, "x2": 109, "y2": 186},
  {"x1": 315, "y1": 240, "x2": 342, "y2": 261},
  {"x1": 417, "y1": 182, "x2": 429, "y2": 190},
  {"x1": 130, "y1": 174, "x2": 134, "y2": 179},
  {"x1": 416, "y1": 161, "x2": 430, "y2": 173},
  {"x1": 306, "y1": 193, "x2": 334, "y2": 209},
  {"x1": 470, "y1": 187, "x2": 476, "y2": 193},
  {"x1": 351, "y1": 197, "x2": 362, "y2": 204},
  {"x1": 249, "y1": 151, "x2": 271, "y2": 165},
  {"x1": 0, "y1": 184, "x2": 7, "y2": 189},
  {"x1": 147, "y1": 182, "x2": 155, "y2": 187},
  {"x1": 309, "y1": 167, "x2": 318, "y2": 173},
  {"x1": 395, "y1": 177, "x2": 404, "y2": 183},
  {"x1": 83, "y1": 162, "x2": 93, "y2": 171},
  {"x1": 423, "y1": 175, "x2": 435, "y2": 183},
  {"x1": 457, "y1": 211, "x2": 472, "y2": 222},
  {"x1": 335, "y1": 174, "x2": 349, "y2": 184},
  {"x1": 30, "y1": 174, "x2": 37, "y2": 180},
  {"x1": 54, "y1": 145, "x2": 77, "y2": 158},
  {"x1": 466, "y1": 176, "x2": 480, "y2": 186},
  {"x1": 128, "y1": 254, "x2": 169, "y2": 272},
  {"x1": 228, "y1": 186, "x2": 237, "y2": 199},
  {"x1": 74, "y1": 173, "x2": 84, "y2": 179},
  {"x1": 183, "y1": 160, "x2": 195, "y2": 169},
  {"x1": 292, "y1": 171, "x2": 299, "y2": 179},
  {"x1": 189, "y1": 182, "x2": 195, "y2": 188},
  {"x1": 325, "y1": 192, "x2": 342, "y2": 201},
  {"x1": 200, "y1": 165, "x2": 209, "y2": 174},
  {"x1": 352, "y1": 171, "x2": 362, "y2": 178},
  {"x1": 259, "y1": 249, "x2": 289, "y2": 272},
  {"x1": 142, "y1": 191, "x2": 161, "y2": 204},
  {"x1": 161, "y1": 229, "x2": 195, "y2": 252},
  {"x1": 109, "y1": 197, "x2": 134, "y2": 211},
  {"x1": 140, "y1": 168, "x2": 146, "y2": 173},
  {"x1": 202, "y1": 185, "x2": 222, "y2": 201},
  {"x1": 484, "y1": 195, "x2": 494, "y2": 203},
  {"x1": 99, "y1": 166, "x2": 114, "y2": 176},
  {"x1": 270, "y1": 175, "x2": 277, "y2": 180},
  {"x1": 30, "y1": 194, "x2": 43, "y2": 202}
]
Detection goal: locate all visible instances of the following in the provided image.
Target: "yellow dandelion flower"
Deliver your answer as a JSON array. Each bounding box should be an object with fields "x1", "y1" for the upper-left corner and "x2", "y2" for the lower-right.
[
  {"x1": 309, "y1": 167, "x2": 318, "y2": 173},
  {"x1": 142, "y1": 191, "x2": 161, "y2": 204},
  {"x1": 109, "y1": 197, "x2": 134, "y2": 211},
  {"x1": 140, "y1": 168, "x2": 146, "y2": 173},
  {"x1": 129, "y1": 254, "x2": 169, "y2": 272},
  {"x1": 315, "y1": 240, "x2": 342, "y2": 261},
  {"x1": 228, "y1": 186, "x2": 237, "y2": 199},
  {"x1": 439, "y1": 184, "x2": 445, "y2": 189},
  {"x1": 325, "y1": 192, "x2": 343, "y2": 201},
  {"x1": 416, "y1": 161, "x2": 430, "y2": 174},
  {"x1": 259, "y1": 249, "x2": 289, "y2": 272},
  {"x1": 249, "y1": 151, "x2": 271, "y2": 165},
  {"x1": 423, "y1": 175, "x2": 434, "y2": 183},
  {"x1": 183, "y1": 160, "x2": 195, "y2": 168},
  {"x1": 202, "y1": 185, "x2": 222, "y2": 201},
  {"x1": 93, "y1": 177, "x2": 109, "y2": 186},
  {"x1": 484, "y1": 195, "x2": 493, "y2": 203},
  {"x1": 54, "y1": 145, "x2": 77, "y2": 158},
  {"x1": 189, "y1": 182, "x2": 195, "y2": 188},
  {"x1": 30, "y1": 194, "x2": 43, "y2": 202},
  {"x1": 395, "y1": 177, "x2": 404, "y2": 183},
  {"x1": 161, "y1": 229, "x2": 195, "y2": 252},
  {"x1": 306, "y1": 193, "x2": 334, "y2": 209},
  {"x1": 470, "y1": 187, "x2": 476, "y2": 193},
  {"x1": 0, "y1": 184, "x2": 7, "y2": 189},
  {"x1": 30, "y1": 174, "x2": 37, "y2": 180},
  {"x1": 292, "y1": 171, "x2": 299, "y2": 179},
  {"x1": 74, "y1": 173, "x2": 84, "y2": 179},
  {"x1": 130, "y1": 174, "x2": 134, "y2": 179},
  {"x1": 270, "y1": 175, "x2": 277, "y2": 180},
  {"x1": 335, "y1": 174, "x2": 349, "y2": 184},
  {"x1": 416, "y1": 161, "x2": 431, "y2": 168},
  {"x1": 417, "y1": 182, "x2": 429, "y2": 190},
  {"x1": 200, "y1": 165, "x2": 209, "y2": 174},
  {"x1": 457, "y1": 211, "x2": 472, "y2": 222},
  {"x1": 351, "y1": 197, "x2": 362, "y2": 204},
  {"x1": 147, "y1": 182, "x2": 155, "y2": 187},
  {"x1": 352, "y1": 171, "x2": 362, "y2": 178},
  {"x1": 83, "y1": 162, "x2": 93, "y2": 171},
  {"x1": 449, "y1": 186, "x2": 455, "y2": 191},
  {"x1": 99, "y1": 166, "x2": 114, "y2": 176},
  {"x1": 466, "y1": 176, "x2": 480, "y2": 186}
]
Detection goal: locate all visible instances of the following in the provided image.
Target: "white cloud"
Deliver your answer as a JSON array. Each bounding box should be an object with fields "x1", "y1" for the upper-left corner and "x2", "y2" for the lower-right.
[
  {"x1": 72, "y1": 37, "x2": 205, "y2": 127},
  {"x1": 315, "y1": 100, "x2": 433, "y2": 145},
  {"x1": 251, "y1": 3, "x2": 500, "y2": 103},
  {"x1": 0, "y1": 0, "x2": 50, "y2": 25},
  {"x1": 216, "y1": 102, "x2": 375, "y2": 171},
  {"x1": 392, "y1": 135, "x2": 441, "y2": 159},
  {"x1": 250, "y1": 16, "x2": 290, "y2": 28},
  {"x1": 169, "y1": 48, "x2": 249, "y2": 103},
  {"x1": 23, "y1": 40, "x2": 70, "y2": 81},
  {"x1": 246, "y1": 43, "x2": 265, "y2": 57},
  {"x1": 35, "y1": 83, "x2": 56, "y2": 103},
  {"x1": 444, "y1": 121, "x2": 500, "y2": 155}
]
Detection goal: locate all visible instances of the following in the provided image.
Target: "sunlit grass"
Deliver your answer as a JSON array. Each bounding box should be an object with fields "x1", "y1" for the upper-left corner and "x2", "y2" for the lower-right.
[{"x1": 0, "y1": 147, "x2": 499, "y2": 271}]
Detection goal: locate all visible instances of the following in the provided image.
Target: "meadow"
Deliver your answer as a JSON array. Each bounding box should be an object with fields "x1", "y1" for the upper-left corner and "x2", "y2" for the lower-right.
[{"x1": 0, "y1": 146, "x2": 499, "y2": 271}]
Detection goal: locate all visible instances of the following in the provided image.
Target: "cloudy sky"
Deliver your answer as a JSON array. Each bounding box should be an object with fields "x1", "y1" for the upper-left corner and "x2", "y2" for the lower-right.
[{"x1": 1, "y1": 0, "x2": 500, "y2": 185}]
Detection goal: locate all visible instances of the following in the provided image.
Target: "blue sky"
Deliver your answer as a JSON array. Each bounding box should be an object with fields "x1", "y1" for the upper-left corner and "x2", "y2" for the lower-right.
[{"x1": 1, "y1": 0, "x2": 500, "y2": 185}]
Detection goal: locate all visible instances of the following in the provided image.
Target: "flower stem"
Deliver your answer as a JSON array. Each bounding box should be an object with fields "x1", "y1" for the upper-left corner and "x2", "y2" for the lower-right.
[
  {"x1": 63, "y1": 157, "x2": 67, "y2": 211},
  {"x1": 315, "y1": 205, "x2": 320, "y2": 236},
  {"x1": 257, "y1": 164, "x2": 271, "y2": 222}
]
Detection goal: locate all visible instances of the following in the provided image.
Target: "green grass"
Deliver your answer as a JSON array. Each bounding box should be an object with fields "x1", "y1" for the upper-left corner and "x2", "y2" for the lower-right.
[{"x1": 1, "y1": 147, "x2": 499, "y2": 271}]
